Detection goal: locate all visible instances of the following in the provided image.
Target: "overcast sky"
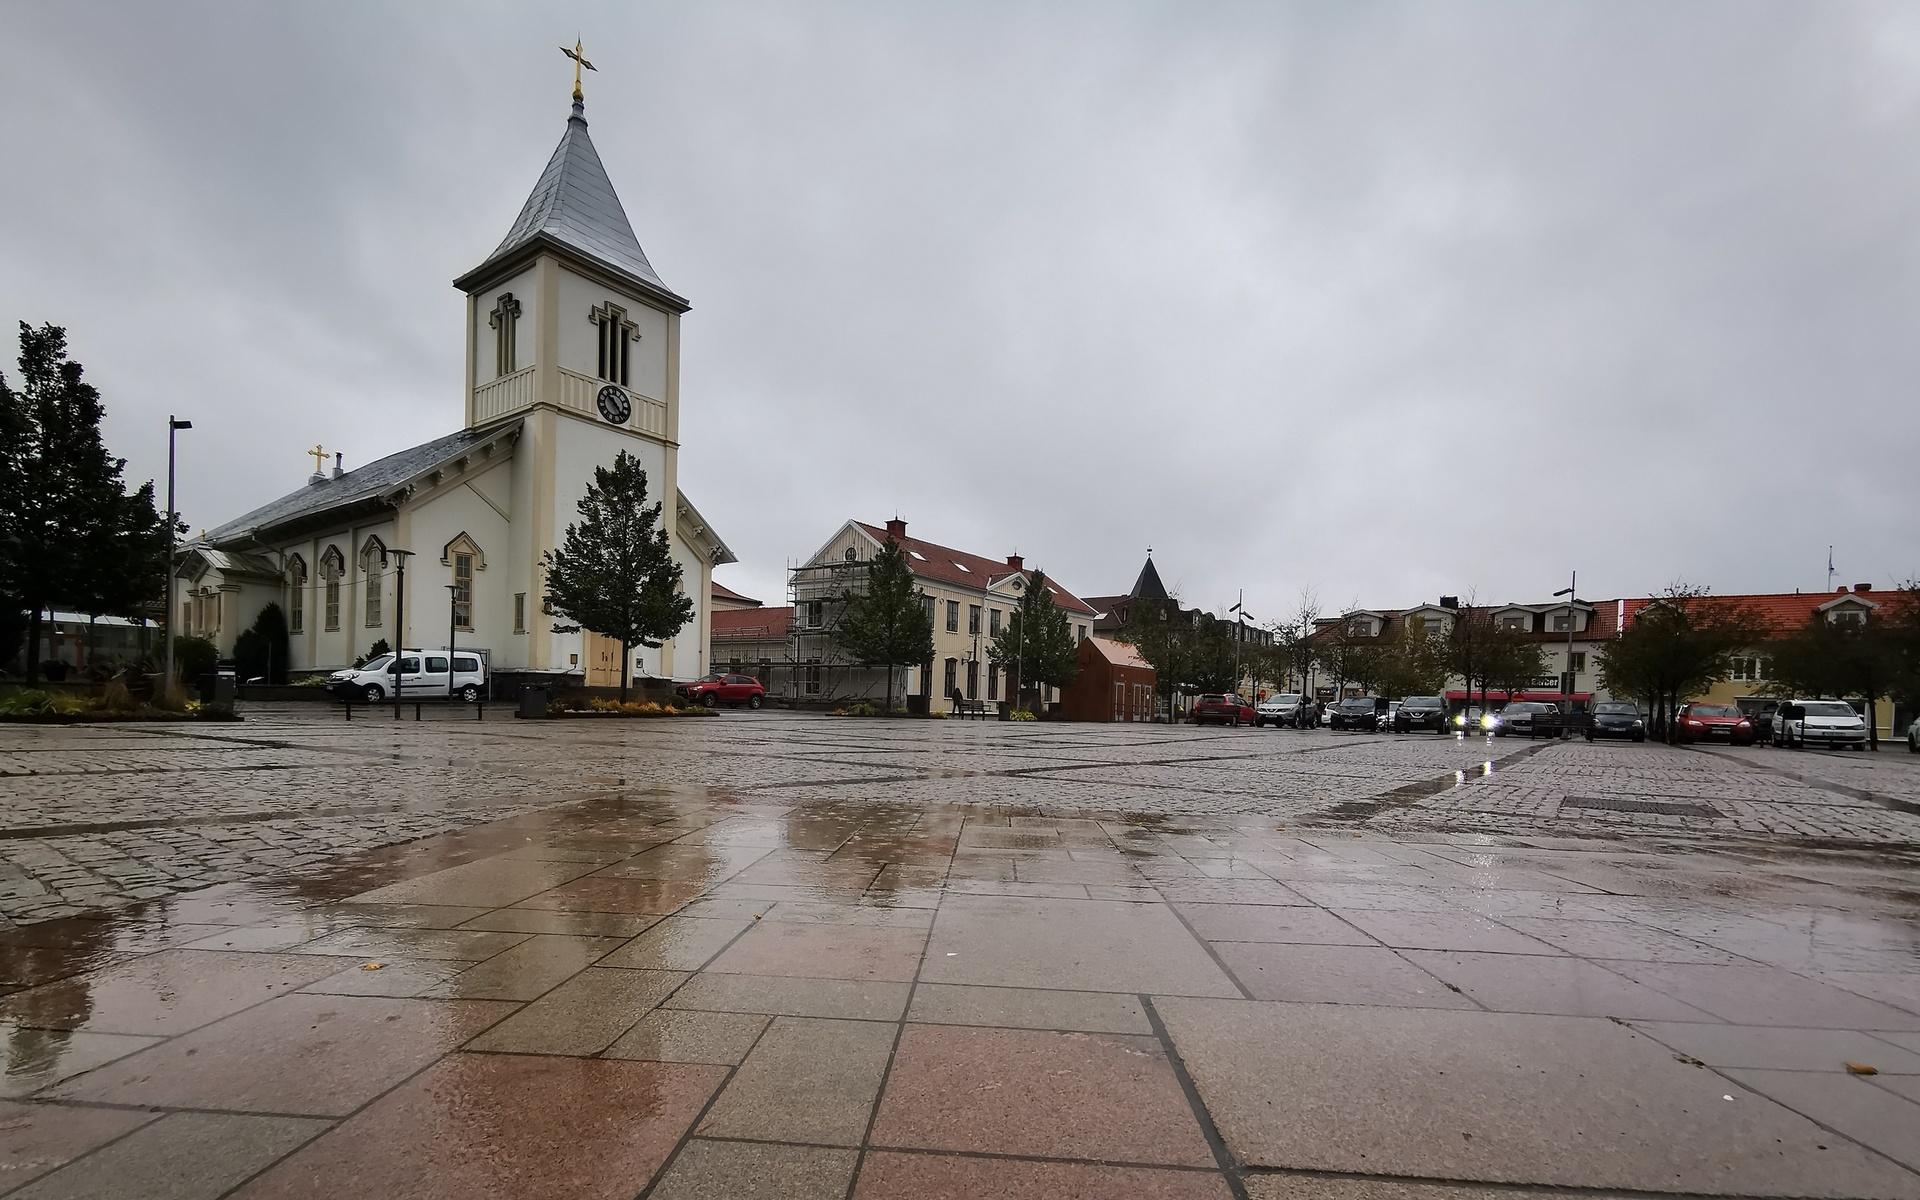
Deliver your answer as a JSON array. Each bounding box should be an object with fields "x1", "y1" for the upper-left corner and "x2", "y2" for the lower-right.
[{"x1": 5, "y1": 1, "x2": 1917, "y2": 622}]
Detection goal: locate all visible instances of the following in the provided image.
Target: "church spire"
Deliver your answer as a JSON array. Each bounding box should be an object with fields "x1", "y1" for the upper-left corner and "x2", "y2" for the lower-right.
[{"x1": 453, "y1": 52, "x2": 687, "y2": 312}]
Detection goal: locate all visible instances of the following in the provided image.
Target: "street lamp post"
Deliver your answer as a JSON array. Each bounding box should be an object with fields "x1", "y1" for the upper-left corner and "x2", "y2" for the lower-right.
[
  {"x1": 162, "y1": 417, "x2": 192, "y2": 689},
  {"x1": 388, "y1": 549, "x2": 414, "y2": 719},
  {"x1": 1554, "y1": 570, "x2": 1577, "y2": 740},
  {"x1": 445, "y1": 584, "x2": 459, "y2": 701}
]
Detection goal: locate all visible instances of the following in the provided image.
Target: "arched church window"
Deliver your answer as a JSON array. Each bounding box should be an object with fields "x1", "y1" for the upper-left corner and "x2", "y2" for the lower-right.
[
  {"x1": 360, "y1": 537, "x2": 387, "y2": 627},
  {"x1": 442, "y1": 533, "x2": 484, "y2": 631},
  {"x1": 589, "y1": 302, "x2": 637, "y2": 387},
  {"x1": 286, "y1": 555, "x2": 308, "y2": 634},
  {"x1": 319, "y1": 547, "x2": 345, "y2": 631},
  {"x1": 489, "y1": 293, "x2": 521, "y2": 376}
]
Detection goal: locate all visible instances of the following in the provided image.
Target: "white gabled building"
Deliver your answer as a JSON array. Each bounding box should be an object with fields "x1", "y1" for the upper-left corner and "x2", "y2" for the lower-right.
[{"x1": 177, "y1": 80, "x2": 733, "y2": 688}]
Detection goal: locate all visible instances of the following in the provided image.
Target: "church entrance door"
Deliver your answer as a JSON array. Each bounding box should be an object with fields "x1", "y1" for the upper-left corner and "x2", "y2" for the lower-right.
[{"x1": 584, "y1": 633, "x2": 621, "y2": 689}]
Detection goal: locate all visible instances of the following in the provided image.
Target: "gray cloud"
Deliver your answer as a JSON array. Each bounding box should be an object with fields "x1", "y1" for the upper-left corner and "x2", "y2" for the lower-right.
[{"x1": 5, "y1": 0, "x2": 1916, "y2": 622}]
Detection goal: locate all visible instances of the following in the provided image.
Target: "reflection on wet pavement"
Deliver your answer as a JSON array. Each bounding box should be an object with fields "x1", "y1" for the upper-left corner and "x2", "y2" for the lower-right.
[{"x1": 0, "y1": 710, "x2": 1916, "y2": 1195}]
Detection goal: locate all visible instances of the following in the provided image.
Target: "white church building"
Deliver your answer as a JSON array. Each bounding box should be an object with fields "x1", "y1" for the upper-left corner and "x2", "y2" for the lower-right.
[{"x1": 175, "y1": 83, "x2": 733, "y2": 690}]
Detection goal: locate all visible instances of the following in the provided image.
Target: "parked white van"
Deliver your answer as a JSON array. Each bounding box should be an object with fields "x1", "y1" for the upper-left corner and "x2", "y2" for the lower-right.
[{"x1": 328, "y1": 650, "x2": 487, "y2": 703}]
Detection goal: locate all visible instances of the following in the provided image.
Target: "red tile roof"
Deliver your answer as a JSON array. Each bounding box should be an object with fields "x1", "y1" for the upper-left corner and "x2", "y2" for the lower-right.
[
  {"x1": 711, "y1": 606, "x2": 793, "y2": 640},
  {"x1": 1620, "y1": 588, "x2": 1895, "y2": 637},
  {"x1": 711, "y1": 581, "x2": 761, "y2": 606},
  {"x1": 852, "y1": 522, "x2": 1097, "y2": 617}
]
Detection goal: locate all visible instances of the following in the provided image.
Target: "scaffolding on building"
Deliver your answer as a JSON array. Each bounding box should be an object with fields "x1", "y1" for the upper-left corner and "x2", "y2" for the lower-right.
[{"x1": 784, "y1": 557, "x2": 883, "y2": 707}]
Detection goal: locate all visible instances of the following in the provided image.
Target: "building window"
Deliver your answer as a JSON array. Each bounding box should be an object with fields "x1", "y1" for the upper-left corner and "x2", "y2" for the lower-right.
[
  {"x1": 360, "y1": 538, "x2": 386, "y2": 627},
  {"x1": 1731, "y1": 655, "x2": 1771, "y2": 682},
  {"x1": 966, "y1": 659, "x2": 979, "y2": 699},
  {"x1": 1499, "y1": 615, "x2": 1526, "y2": 631},
  {"x1": 987, "y1": 665, "x2": 999, "y2": 700},
  {"x1": 488, "y1": 292, "x2": 521, "y2": 376},
  {"x1": 287, "y1": 556, "x2": 308, "y2": 633},
  {"x1": 943, "y1": 658, "x2": 958, "y2": 697},
  {"x1": 968, "y1": 605, "x2": 981, "y2": 636},
  {"x1": 1570, "y1": 651, "x2": 1586, "y2": 673},
  {"x1": 805, "y1": 660, "x2": 821, "y2": 694},
  {"x1": 318, "y1": 547, "x2": 344, "y2": 631},
  {"x1": 990, "y1": 608, "x2": 1001, "y2": 636},
  {"x1": 844, "y1": 547, "x2": 857, "y2": 562},
  {"x1": 946, "y1": 600, "x2": 959, "y2": 633},
  {"x1": 452, "y1": 553, "x2": 474, "y2": 629},
  {"x1": 921, "y1": 595, "x2": 934, "y2": 625},
  {"x1": 180, "y1": 600, "x2": 191, "y2": 634},
  {"x1": 590, "y1": 302, "x2": 637, "y2": 386},
  {"x1": 1552, "y1": 614, "x2": 1573, "y2": 632},
  {"x1": 1830, "y1": 609, "x2": 1865, "y2": 627},
  {"x1": 514, "y1": 592, "x2": 527, "y2": 634},
  {"x1": 807, "y1": 600, "x2": 824, "y2": 629},
  {"x1": 1077, "y1": 624, "x2": 1088, "y2": 644}
]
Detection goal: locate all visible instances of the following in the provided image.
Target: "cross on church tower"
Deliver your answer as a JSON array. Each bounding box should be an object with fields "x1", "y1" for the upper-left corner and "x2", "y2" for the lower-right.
[
  {"x1": 560, "y1": 39, "x2": 595, "y2": 103},
  {"x1": 307, "y1": 444, "x2": 328, "y2": 474}
]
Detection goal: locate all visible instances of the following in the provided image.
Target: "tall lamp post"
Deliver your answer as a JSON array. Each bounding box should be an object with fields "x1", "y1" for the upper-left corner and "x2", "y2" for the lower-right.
[
  {"x1": 388, "y1": 549, "x2": 414, "y2": 719},
  {"x1": 445, "y1": 584, "x2": 459, "y2": 701},
  {"x1": 1554, "y1": 570, "x2": 1577, "y2": 740},
  {"x1": 162, "y1": 417, "x2": 192, "y2": 688}
]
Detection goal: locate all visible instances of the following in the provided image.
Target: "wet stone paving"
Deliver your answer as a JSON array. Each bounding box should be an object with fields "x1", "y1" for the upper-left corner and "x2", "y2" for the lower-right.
[{"x1": 0, "y1": 706, "x2": 1916, "y2": 1197}]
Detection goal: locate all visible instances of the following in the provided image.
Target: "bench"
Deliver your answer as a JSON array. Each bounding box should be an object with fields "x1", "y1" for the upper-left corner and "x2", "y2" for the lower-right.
[{"x1": 950, "y1": 690, "x2": 990, "y2": 720}]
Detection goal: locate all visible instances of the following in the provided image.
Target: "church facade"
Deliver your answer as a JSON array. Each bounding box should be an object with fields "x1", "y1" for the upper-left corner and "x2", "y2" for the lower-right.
[{"x1": 175, "y1": 87, "x2": 732, "y2": 688}]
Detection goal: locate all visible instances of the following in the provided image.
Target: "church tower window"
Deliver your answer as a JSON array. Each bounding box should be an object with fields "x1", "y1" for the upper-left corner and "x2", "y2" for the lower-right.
[
  {"x1": 489, "y1": 293, "x2": 521, "y2": 376},
  {"x1": 442, "y1": 533, "x2": 485, "y2": 631},
  {"x1": 287, "y1": 556, "x2": 308, "y2": 634},
  {"x1": 590, "y1": 302, "x2": 636, "y2": 387},
  {"x1": 320, "y1": 547, "x2": 345, "y2": 631}
]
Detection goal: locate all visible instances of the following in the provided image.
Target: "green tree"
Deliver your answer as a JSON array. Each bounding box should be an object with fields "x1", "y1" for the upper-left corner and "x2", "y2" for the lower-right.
[
  {"x1": 541, "y1": 451, "x2": 692, "y2": 702},
  {"x1": 988, "y1": 570, "x2": 1078, "y2": 709},
  {"x1": 171, "y1": 634, "x2": 218, "y2": 684},
  {"x1": 1375, "y1": 620, "x2": 1449, "y2": 698},
  {"x1": 1596, "y1": 584, "x2": 1765, "y2": 740},
  {"x1": 0, "y1": 323, "x2": 177, "y2": 678},
  {"x1": 1765, "y1": 608, "x2": 1906, "y2": 748},
  {"x1": 1187, "y1": 620, "x2": 1242, "y2": 694},
  {"x1": 833, "y1": 538, "x2": 934, "y2": 713},
  {"x1": 1317, "y1": 614, "x2": 1388, "y2": 695},
  {"x1": 1482, "y1": 625, "x2": 1550, "y2": 705},
  {"x1": 232, "y1": 602, "x2": 291, "y2": 684},
  {"x1": 1116, "y1": 600, "x2": 1187, "y2": 719}
]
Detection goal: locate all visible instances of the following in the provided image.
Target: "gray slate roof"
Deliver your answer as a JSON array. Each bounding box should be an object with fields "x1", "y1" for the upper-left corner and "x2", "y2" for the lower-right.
[
  {"x1": 178, "y1": 544, "x2": 281, "y2": 579},
  {"x1": 471, "y1": 100, "x2": 677, "y2": 302},
  {"x1": 205, "y1": 426, "x2": 506, "y2": 545}
]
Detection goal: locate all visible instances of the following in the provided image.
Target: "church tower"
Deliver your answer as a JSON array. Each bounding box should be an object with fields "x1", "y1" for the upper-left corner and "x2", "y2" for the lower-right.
[{"x1": 450, "y1": 64, "x2": 696, "y2": 678}]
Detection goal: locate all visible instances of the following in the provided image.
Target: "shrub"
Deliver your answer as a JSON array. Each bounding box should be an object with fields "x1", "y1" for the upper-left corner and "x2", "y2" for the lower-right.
[
  {"x1": 98, "y1": 679, "x2": 137, "y2": 712},
  {"x1": 171, "y1": 635, "x2": 218, "y2": 684},
  {"x1": 291, "y1": 674, "x2": 331, "y2": 687},
  {"x1": 834, "y1": 702, "x2": 881, "y2": 718},
  {"x1": 1008, "y1": 709, "x2": 1038, "y2": 722}
]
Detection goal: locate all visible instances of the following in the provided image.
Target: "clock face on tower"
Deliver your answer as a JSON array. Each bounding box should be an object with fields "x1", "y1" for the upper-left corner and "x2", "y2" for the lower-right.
[{"x1": 595, "y1": 384, "x2": 632, "y2": 425}]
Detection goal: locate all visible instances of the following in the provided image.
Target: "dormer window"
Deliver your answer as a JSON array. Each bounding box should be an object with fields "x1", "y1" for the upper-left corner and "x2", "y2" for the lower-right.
[
  {"x1": 489, "y1": 293, "x2": 521, "y2": 376},
  {"x1": 1831, "y1": 609, "x2": 1866, "y2": 627},
  {"x1": 590, "y1": 302, "x2": 638, "y2": 386},
  {"x1": 1499, "y1": 614, "x2": 1528, "y2": 631}
]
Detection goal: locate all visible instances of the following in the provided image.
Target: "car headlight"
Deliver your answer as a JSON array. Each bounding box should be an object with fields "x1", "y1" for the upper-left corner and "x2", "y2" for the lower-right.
[
  {"x1": 1452, "y1": 714, "x2": 1464, "y2": 726},
  {"x1": 1480, "y1": 715, "x2": 1494, "y2": 729},
  {"x1": 1632, "y1": 719, "x2": 1643, "y2": 727}
]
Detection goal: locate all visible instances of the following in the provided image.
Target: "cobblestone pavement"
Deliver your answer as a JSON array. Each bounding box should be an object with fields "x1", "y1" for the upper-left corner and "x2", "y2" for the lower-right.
[
  {"x1": 4, "y1": 706, "x2": 1920, "y2": 925},
  {"x1": 0, "y1": 719, "x2": 1914, "y2": 1198}
]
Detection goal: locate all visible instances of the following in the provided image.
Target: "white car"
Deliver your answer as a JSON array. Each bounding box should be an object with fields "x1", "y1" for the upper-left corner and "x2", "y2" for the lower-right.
[
  {"x1": 1770, "y1": 699, "x2": 1868, "y2": 750},
  {"x1": 329, "y1": 649, "x2": 487, "y2": 703}
]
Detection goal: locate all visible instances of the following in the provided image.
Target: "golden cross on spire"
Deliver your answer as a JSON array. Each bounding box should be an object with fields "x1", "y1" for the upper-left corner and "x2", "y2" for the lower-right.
[
  {"x1": 560, "y1": 39, "x2": 596, "y2": 103},
  {"x1": 308, "y1": 444, "x2": 328, "y2": 474}
]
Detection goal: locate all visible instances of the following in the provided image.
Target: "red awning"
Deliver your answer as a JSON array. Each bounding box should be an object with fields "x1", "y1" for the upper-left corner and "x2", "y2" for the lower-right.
[{"x1": 1444, "y1": 690, "x2": 1592, "y2": 704}]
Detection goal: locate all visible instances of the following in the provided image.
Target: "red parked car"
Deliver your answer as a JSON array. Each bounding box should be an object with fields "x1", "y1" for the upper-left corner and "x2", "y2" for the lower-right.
[
  {"x1": 1673, "y1": 702, "x2": 1755, "y2": 745},
  {"x1": 1191, "y1": 693, "x2": 1257, "y2": 727},
  {"x1": 675, "y1": 673, "x2": 767, "y2": 709}
]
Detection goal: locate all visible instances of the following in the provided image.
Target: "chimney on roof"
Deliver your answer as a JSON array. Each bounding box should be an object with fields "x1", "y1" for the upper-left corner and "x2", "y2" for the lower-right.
[
  {"x1": 331, "y1": 452, "x2": 344, "y2": 480},
  {"x1": 1837, "y1": 586, "x2": 1849, "y2": 595},
  {"x1": 884, "y1": 517, "x2": 906, "y2": 539},
  {"x1": 1006, "y1": 554, "x2": 1023, "y2": 571},
  {"x1": 1439, "y1": 596, "x2": 1459, "y2": 610},
  {"x1": 1854, "y1": 583, "x2": 1872, "y2": 593}
]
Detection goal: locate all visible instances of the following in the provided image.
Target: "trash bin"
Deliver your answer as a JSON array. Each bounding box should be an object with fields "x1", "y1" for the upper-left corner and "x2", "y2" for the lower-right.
[
  {"x1": 518, "y1": 686, "x2": 550, "y2": 720},
  {"x1": 212, "y1": 670, "x2": 237, "y2": 705}
]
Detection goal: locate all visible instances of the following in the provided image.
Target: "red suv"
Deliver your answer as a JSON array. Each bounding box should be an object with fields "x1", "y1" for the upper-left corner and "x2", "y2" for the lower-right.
[
  {"x1": 1191, "y1": 693, "x2": 1257, "y2": 727},
  {"x1": 676, "y1": 673, "x2": 767, "y2": 709}
]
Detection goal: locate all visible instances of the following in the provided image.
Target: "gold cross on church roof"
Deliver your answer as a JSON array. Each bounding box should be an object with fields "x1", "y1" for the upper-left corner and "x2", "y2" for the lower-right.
[
  {"x1": 561, "y1": 39, "x2": 596, "y2": 103},
  {"x1": 308, "y1": 444, "x2": 328, "y2": 474}
]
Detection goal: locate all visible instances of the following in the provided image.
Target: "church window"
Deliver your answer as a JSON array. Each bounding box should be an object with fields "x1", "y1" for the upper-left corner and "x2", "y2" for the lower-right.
[
  {"x1": 287, "y1": 556, "x2": 308, "y2": 633},
  {"x1": 320, "y1": 547, "x2": 345, "y2": 631},
  {"x1": 488, "y1": 293, "x2": 521, "y2": 376},
  {"x1": 360, "y1": 538, "x2": 387, "y2": 628},
  {"x1": 514, "y1": 593, "x2": 527, "y2": 634},
  {"x1": 453, "y1": 554, "x2": 474, "y2": 629},
  {"x1": 589, "y1": 302, "x2": 637, "y2": 387}
]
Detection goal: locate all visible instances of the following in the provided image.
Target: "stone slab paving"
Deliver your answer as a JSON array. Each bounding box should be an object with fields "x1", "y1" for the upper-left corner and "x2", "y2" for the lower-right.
[{"x1": 0, "y1": 708, "x2": 1917, "y2": 1194}]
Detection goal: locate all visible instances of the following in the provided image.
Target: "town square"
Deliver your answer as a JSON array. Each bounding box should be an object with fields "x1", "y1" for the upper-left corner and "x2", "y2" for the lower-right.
[{"x1": 3, "y1": 3, "x2": 1918, "y2": 1198}]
